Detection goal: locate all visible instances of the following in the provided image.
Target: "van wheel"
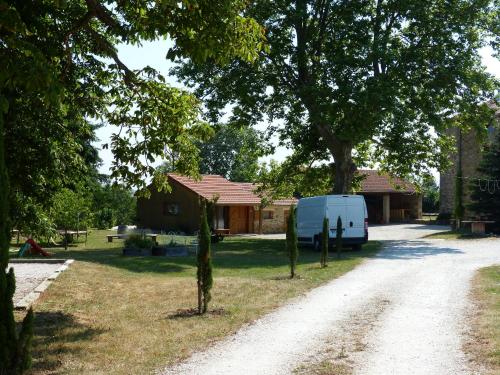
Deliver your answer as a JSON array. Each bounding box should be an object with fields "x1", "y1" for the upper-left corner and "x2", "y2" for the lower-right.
[{"x1": 313, "y1": 237, "x2": 320, "y2": 251}]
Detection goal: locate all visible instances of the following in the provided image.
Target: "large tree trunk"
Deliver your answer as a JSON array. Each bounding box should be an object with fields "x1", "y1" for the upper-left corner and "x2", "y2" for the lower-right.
[
  {"x1": 313, "y1": 122, "x2": 357, "y2": 194},
  {"x1": 293, "y1": 0, "x2": 357, "y2": 195},
  {"x1": 331, "y1": 143, "x2": 356, "y2": 194}
]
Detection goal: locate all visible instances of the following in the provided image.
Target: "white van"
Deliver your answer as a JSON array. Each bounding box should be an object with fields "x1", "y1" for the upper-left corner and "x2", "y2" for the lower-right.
[{"x1": 297, "y1": 195, "x2": 368, "y2": 250}]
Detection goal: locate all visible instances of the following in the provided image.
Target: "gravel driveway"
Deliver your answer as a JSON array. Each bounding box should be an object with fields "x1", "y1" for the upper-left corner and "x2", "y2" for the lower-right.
[
  {"x1": 367, "y1": 223, "x2": 450, "y2": 240},
  {"x1": 161, "y1": 238, "x2": 499, "y2": 375},
  {"x1": 241, "y1": 223, "x2": 450, "y2": 241}
]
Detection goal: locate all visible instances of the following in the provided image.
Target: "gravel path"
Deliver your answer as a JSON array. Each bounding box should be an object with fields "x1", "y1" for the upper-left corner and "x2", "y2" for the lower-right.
[
  {"x1": 239, "y1": 223, "x2": 450, "y2": 241},
  {"x1": 8, "y1": 263, "x2": 61, "y2": 304},
  {"x1": 367, "y1": 223, "x2": 450, "y2": 241},
  {"x1": 161, "y1": 238, "x2": 499, "y2": 375}
]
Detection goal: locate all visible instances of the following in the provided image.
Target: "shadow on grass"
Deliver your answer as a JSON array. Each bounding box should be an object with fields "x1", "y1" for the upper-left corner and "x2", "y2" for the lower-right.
[
  {"x1": 15, "y1": 235, "x2": 464, "y2": 275},
  {"x1": 21, "y1": 238, "x2": 381, "y2": 275},
  {"x1": 31, "y1": 311, "x2": 106, "y2": 373}
]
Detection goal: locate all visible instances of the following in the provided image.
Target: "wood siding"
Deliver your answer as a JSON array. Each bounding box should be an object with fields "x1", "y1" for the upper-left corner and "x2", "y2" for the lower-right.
[{"x1": 137, "y1": 178, "x2": 201, "y2": 233}]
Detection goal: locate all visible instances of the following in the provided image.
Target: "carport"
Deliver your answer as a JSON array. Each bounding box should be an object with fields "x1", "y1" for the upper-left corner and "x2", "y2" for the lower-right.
[{"x1": 357, "y1": 170, "x2": 422, "y2": 224}]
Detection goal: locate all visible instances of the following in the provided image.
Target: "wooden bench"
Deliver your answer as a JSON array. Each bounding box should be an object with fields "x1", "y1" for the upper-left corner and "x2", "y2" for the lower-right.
[
  {"x1": 107, "y1": 233, "x2": 158, "y2": 243},
  {"x1": 461, "y1": 220, "x2": 495, "y2": 234},
  {"x1": 107, "y1": 234, "x2": 129, "y2": 242},
  {"x1": 214, "y1": 228, "x2": 230, "y2": 236}
]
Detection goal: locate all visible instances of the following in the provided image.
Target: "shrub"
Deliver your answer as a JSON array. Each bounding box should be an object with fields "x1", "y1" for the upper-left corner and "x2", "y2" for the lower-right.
[
  {"x1": 286, "y1": 205, "x2": 298, "y2": 278},
  {"x1": 124, "y1": 235, "x2": 154, "y2": 249}
]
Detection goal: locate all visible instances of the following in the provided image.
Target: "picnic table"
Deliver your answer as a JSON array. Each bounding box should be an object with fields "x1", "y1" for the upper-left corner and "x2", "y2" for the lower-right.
[
  {"x1": 461, "y1": 220, "x2": 495, "y2": 234},
  {"x1": 58, "y1": 230, "x2": 88, "y2": 242}
]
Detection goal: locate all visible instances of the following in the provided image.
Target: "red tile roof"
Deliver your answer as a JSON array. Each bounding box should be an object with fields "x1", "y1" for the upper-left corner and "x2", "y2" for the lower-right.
[
  {"x1": 236, "y1": 183, "x2": 298, "y2": 206},
  {"x1": 358, "y1": 170, "x2": 416, "y2": 193},
  {"x1": 168, "y1": 174, "x2": 261, "y2": 205},
  {"x1": 167, "y1": 174, "x2": 298, "y2": 206}
]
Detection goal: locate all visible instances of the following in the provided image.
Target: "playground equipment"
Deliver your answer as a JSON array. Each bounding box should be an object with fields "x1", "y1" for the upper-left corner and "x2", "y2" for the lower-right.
[{"x1": 18, "y1": 238, "x2": 50, "y2": 257}]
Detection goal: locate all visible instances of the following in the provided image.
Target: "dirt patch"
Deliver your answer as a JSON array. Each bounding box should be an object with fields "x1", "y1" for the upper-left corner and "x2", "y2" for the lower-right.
[
  {"x1": 167, "y1": 307, "x2": 228, "y2": 319},
  {"x1": 294, "y1": 297, "x2": 390, "y2": 375}
]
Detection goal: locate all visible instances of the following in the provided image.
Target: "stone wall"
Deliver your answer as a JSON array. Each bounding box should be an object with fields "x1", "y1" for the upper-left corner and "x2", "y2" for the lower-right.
[
  {"x1": 440, "y1": 127, "x2": 484, "y2": 218},
  {"x1": 255, "y1": 205, "x2": 293, "y2": 234}
]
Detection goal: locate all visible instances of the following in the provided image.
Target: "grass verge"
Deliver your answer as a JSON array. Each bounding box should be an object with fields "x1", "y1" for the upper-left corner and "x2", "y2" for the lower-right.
[
  {"x1": 424, "y1": 230, "x2": 489, "y2": 240},
  {"x1": 465, "y1": 265, "x2": 500, "y2": 375},
  {"x1": 14, "y1": 230, "x2": 380, "y2": 374}
]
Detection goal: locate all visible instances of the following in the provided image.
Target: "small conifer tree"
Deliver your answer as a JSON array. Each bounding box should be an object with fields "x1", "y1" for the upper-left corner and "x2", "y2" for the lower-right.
[
  {"x1": 336, "y1": 216, "x2": 343, "y2": 259},
  {"x1": 286, "y1": 206, "x2": 298, "y2": 278},
  {"x1": 320, "y1": 217, "x2": 329, "y2": 267},
  {"x1": 197, "y1": 200, "x2": 213, "y2": 314},
  {"x1": 0, "y1": 117, "x2": 34, "y2": 374}
]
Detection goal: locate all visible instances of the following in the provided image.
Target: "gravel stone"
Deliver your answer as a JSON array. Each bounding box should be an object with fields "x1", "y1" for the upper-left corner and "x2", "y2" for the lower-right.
[
  {"x1": 8, "y1": 263, "x2": 62, "y2": 304},
  {"x1": 161, "y1": 237, "x2": 500, "y2": 375},
  {"x1": 240, "y1": 223, "x2": 451, "y2": 241}
]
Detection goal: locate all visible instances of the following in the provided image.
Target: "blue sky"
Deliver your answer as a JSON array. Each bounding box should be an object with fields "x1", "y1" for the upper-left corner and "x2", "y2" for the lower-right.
[{"x1": 95, "y1": 41, "x2": 500, "y2": 177}]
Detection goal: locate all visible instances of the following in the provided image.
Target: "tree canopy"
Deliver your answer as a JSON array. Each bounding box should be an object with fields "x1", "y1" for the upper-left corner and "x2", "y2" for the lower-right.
[
  {"x1": 1, "y1": 2, "x2": 265, "y2": 371},
  {"x1": 257, "y1": 159, "x2": 333, "y2": 199},
  {"x1": 1, "y1": 0, "x2": 266, "y2": 195},
  {"x1": 176, "y1": 0, "x2": 499, "y2": 193},
  {"x1": 198, "y1": 124, "x2": 268, "y2": 182},
  {"x1": 1, "y1": 0, "x2": 266, "y2": 232}
]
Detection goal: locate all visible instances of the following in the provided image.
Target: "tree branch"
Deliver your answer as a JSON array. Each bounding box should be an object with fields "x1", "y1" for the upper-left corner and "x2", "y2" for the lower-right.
[
  {"x1": 380, "y1": 12, "x2": 398, "y2": 74},
  {"x1": 311, "y1": 0, "x2": 330, "y2": 78},
  {"x1": 63, "y1": 0, "x2": 133, "y2": 84},
  {"x1": 372, "y1": 0, "x2": 383, "y2": 77},
  {"x1": 86, "y1": 27, "x2": 135, "y2": 86},
  {"x1": 295, "y1": 0, "x2": 310, "y2": 85}
]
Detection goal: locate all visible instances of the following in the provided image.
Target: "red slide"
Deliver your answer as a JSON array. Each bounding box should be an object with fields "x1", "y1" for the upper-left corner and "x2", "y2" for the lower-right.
[{"x1": 26, "y1": 238, "x2": 50, "y2": 257}]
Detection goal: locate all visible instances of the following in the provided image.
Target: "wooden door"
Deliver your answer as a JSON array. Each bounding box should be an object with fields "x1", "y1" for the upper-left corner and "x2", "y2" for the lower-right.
[{"x1": 229, "y1": 206, "x2": 249, "y2": 233}]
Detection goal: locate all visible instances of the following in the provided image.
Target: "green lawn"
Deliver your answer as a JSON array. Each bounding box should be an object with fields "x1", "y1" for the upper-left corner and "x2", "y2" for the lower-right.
[
  {"x1": 14, "y1": 230, "x2": 380, "y2": 374},
  {"x1": 467, "y1": 265, "x2": 500, "y2": 375}
]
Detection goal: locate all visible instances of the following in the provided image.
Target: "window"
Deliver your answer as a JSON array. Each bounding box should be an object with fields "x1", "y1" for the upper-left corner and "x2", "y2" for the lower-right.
[
  {"x1": 163, "y1": 203, "x2": 179, "y2": 216},
  {"x1": 262, "y1": 210, "x2": 274, "y2": 220}
]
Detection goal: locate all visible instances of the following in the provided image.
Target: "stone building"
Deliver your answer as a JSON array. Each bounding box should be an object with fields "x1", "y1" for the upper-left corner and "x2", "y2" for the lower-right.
[
  {"x1": 137, "y1": 174, "x2": 296, "y2": 234},
  {"x1": 237, "y1": 183, "x2": 296, "y2": 233},
  {"x1": 137, "y1": 171, "x2": 423, "y2": 233},
  {"x1": 356, "y1": 170, "x2": 422, "y2": 224},
  {"x1": 439, "y1": 102, "x2": 500, "y2": 219}
]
